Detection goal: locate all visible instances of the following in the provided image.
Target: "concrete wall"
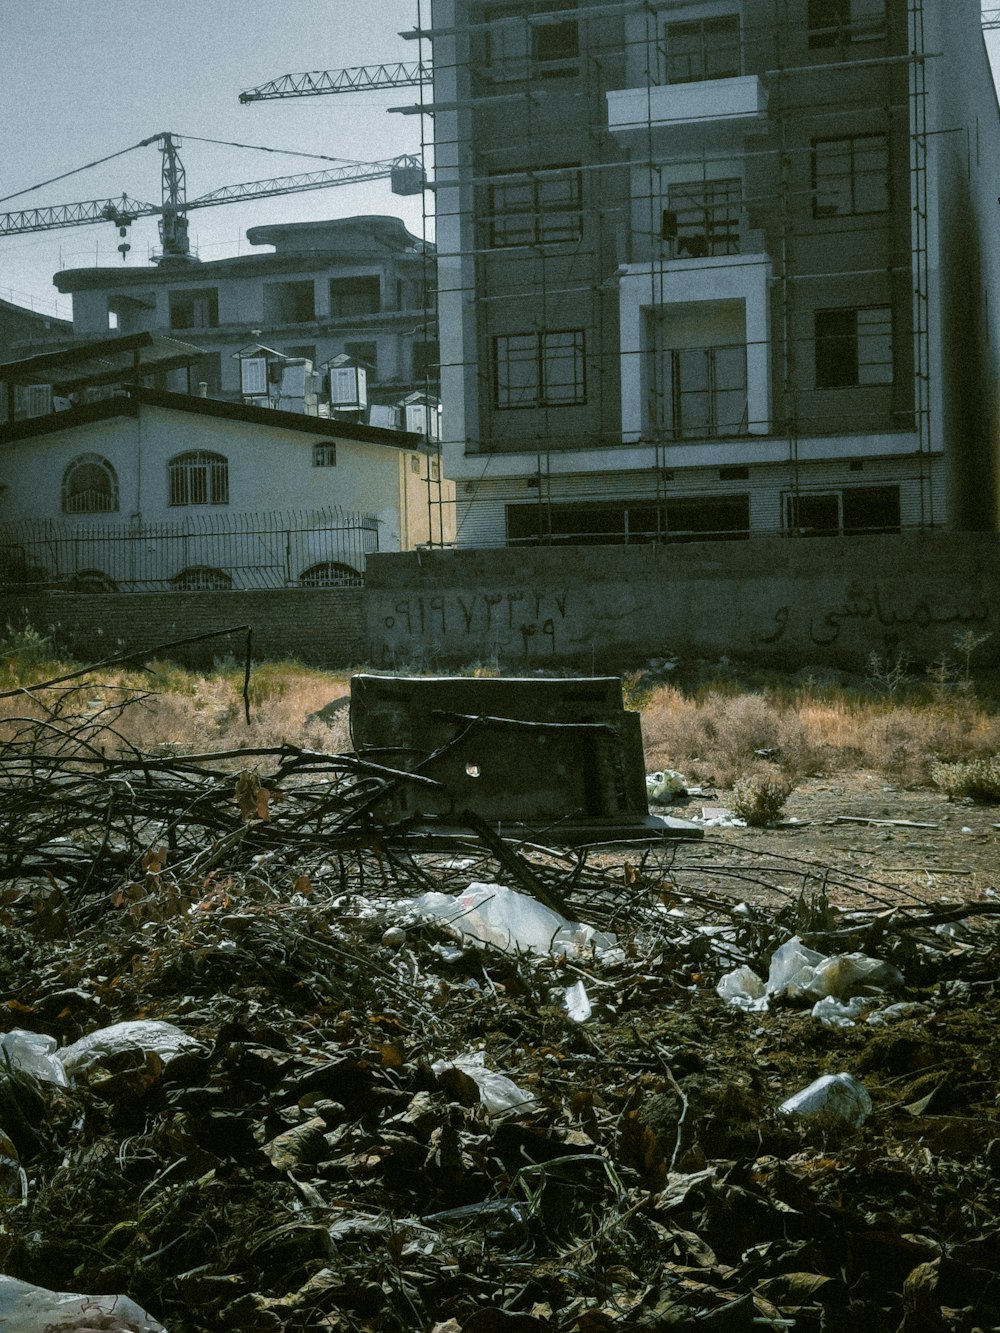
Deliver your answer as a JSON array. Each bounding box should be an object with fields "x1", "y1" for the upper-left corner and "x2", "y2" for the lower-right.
[
  {"x1": 362, "y1": 533, "x2": 1000, "y2": 672},
  {"x1": 0, "y1": 587, "x2": 366, "y2": 669}
]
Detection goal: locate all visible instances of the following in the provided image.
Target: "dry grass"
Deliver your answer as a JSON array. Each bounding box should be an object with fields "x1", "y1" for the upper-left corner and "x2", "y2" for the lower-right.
[
  {"x1": 3, "y1": 623, "x2": 999, "y2": 789},
  {"x1": 640, "y1": 677, "x2": 1000, "y2": 788}
]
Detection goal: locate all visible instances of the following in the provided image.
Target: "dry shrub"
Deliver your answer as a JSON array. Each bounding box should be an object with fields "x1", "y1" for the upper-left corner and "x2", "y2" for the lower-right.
[
  {"x1": 731, "y1": 763, "x2": 792, "y2": 826},
  {"x1": 931, "y1": 754, "x2": 1000, "y2": 803},
  {"x1": 640, "y1": 686, "x2": 814, "y2": 786}
]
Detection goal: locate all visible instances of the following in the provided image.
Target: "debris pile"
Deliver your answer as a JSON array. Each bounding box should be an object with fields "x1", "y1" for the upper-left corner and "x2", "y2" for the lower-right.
[{"x1": 1, "y1": 672, "x2": 999, "y2": 1332}]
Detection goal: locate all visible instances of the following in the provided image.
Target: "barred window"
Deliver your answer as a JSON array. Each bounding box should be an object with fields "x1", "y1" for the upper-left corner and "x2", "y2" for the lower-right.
[
  {"x1": 299, "y1": 561, "x2": 361, "y2": 587},
  {"x1": 813, "y1": 134, "x2": 889, "y2": 217},
  {"x1": 62, "y1": 455, "x2": 119, "y2": 514},
  {"x1": 664, "y1": 178, "x2": 741, "y2": 257},
  {"x1": 168, "y1": 451, "x2": 229, "y2": 506},
  {"x1": 172, "y1": 566, "x2": 232, "y2": 591},
  {"x1": 494, "y1": 330, "x2": 586, "y2": 409},
  {"x1": 313, "y1": 443, "x2": 338, "y2": 468}
]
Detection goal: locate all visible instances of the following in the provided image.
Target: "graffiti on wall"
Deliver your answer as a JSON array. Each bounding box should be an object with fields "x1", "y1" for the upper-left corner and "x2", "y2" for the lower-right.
[
  {"x1": 380, "y1": 590, "x2": 570, "y2": 657},
  {"x1": 756, "y1": 581, "x2": 991, "y2": 649}
]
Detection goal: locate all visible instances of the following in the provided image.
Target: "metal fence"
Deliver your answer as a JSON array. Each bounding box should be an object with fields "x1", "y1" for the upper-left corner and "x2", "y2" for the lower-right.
[{"x1": 0, "y1": 507, "x2": 380, "y2": 593}]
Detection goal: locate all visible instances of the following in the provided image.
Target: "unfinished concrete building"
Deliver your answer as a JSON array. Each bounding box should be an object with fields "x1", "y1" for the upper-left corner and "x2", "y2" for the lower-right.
[{"x1": 427, "y1": 0, "x2": 1000, "y2": 545}]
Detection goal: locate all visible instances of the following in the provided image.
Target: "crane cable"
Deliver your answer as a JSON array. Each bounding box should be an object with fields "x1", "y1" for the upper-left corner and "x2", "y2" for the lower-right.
[
  {"x1": 0, "y1": 133, "x2": 372, "y2": 210},
  {"x1": 0, "y1": 141, "x2": 149, "y2": 205}
]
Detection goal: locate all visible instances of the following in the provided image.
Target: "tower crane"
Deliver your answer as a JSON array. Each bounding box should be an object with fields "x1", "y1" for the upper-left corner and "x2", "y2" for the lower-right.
[
  {"x1": 239, "y1": 63, "x2": 430, "y2": 103},
  {"x1": 0, "y1": 132, "x2": 424, "y2": 262}
]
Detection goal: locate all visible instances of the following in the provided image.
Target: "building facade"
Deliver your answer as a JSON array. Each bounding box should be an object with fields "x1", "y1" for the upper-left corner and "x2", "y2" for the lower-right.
[
  {"x1": 431, "y1": 0, "x2": 1000, "y2": 545},
  {"x1": 51, "y1": 216, "x2": 439, "y2": 421}
]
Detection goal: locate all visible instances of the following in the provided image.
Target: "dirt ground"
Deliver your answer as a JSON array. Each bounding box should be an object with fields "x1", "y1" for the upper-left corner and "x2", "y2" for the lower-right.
[{"x1": 667, "y1": 773, "x2": 1000, "y2": 909}]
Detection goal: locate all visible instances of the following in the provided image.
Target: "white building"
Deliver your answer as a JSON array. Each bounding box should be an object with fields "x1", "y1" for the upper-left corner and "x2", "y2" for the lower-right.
[
  {"x1": 0, "y1": 333, "x2": 451, "y2": 590},
  {"x1": 430, "y1": 0, "x2": 1000, "y2": 545}
]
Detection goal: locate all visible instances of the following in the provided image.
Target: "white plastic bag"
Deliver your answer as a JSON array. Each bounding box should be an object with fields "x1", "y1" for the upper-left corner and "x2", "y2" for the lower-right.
[
  {"x1": 408, "y1": 882, "x2": 615, "y2": 957},
  {"x1": 58, "y1": 1021, "x2": 202, "y2": 1077},
  {"x1": 778, "y1": 1072, "x2": 871, "y2": 1129},
  {"x1": 0, "y1": 1029, "x2": 69, "y2": 1087},
  {"x1": 563, "y1": 980, "x2": 592, "y2": 1023},
  {"x1": 645, "y1": 770, "x2": 688, "y2": 804},
  {"x1": 0, "y1": 1275, "x2": 167, "y2": 1332},
  {"x1": 767, "y1": 936, "x2": 902, "y2": 1003},
  {"x1": 811, "y1": 996, "x2": 867, "y2": 1029},
  {"x1": 716, "y1": 966, "x2": 768, "y2": 1012},
  {"x1": 431, "y1": 1052, "x2": 535, "y2": 1115}
]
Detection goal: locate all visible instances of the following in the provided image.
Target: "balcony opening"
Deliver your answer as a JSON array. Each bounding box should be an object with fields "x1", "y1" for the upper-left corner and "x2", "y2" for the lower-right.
[
  {"x1": 263, "y1": 281, "x2": 316, "y2": 324},
  {"x1": 168, "y1": 287, "x2": 219, "y2": 330},
  {"x1": 329, "y1": 276, "x2": 381, "y2": 318},
  {"x1": 663, "y1": 178, "x2": 741, "y2": 257}
]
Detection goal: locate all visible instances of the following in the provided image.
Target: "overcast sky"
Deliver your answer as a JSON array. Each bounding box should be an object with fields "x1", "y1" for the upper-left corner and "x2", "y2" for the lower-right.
[
  {"x1": 0, "y1": 0, "x2": 430, "y2": 319},
  {"x1": 3, "y1": 4, "x2": 1000, "y2": 321}
]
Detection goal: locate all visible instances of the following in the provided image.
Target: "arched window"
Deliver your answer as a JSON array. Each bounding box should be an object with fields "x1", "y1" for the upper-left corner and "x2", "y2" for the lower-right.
[
  {"x1": 168, "y1": 451, "x2": 229, "y2": 506},
  {"x1": 171, "y1": 566, "x2": 232, "y2": 591},
  {"x1": 299, "y1": 561, "x2": 361, "y2": 587},
  {"x1": 62, "y1": 455, "x2": 119, "y2": 513}
]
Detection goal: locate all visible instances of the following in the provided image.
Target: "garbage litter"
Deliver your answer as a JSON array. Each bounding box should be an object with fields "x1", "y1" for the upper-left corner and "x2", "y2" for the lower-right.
[
  {"x1": 646, "y1": 769, "x2": 688, "y2": 804},
  {"x1": 431, "y1": 1052, "x2": 536, "y2": 1115},
  {"x1": 0, "y1": 1030, "x2": 68, "y2": 1087},
  {"x1": 717, "y1": 935, "x2": 903, "y2": 1013},
  {"x1": 408, "y1": 882, "x2": 615, "y2": 957},
  {"x1": 778, "y1": 1072, "x2": 872, "y2": 1129},
  {"x1": 57, "y1": 1021, "x2": 202, "y2": 1078},
  {"x1": 0, "y1": 1275, "x2": 167, "y2": 1332}
]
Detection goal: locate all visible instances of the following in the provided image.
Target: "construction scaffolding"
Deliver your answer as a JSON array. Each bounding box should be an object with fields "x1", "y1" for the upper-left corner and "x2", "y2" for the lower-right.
[{"x1": 408, "y1": 0, "x2": 951, "y2": 548}]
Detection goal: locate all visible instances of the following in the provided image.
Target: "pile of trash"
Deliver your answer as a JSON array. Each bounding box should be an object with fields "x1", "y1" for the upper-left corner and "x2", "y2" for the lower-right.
[{"x1": 1, "y1": 679, "x2": 999, "y2": 1332}]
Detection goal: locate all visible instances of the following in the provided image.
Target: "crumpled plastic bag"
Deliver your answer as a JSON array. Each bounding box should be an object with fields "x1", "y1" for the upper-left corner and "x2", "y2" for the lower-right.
[
  {"x1": 0, "y1": 1275, "x2": 167, "y2": 1332},
  {"x1": 0, "y1": 1029, "x2": 69, "y2": 1086},
  {"x1": 811, "y1": 995, "x2": 867, "y2": 1028},
  {"x1": 718, "y1": 935, "x2": 903, "y2": 1013},
  {"x1": 768, "y1": 936, "x2": 903, "y2": 1003},
  {"x1": 58, "y1": 1021, "x2": 203, "y2": 1078},
  {"x1": 778, "y1": 1072, "x2": 872, "y2": 1129},
  {"x1": 645, "y1": 769, "x2": 688, "y2": 804},
  {"x1": 407, "y1": 882, "x2": 615, "y2": 957},
  {"x1": 431, "y1": 1052, "x2": 535, "y2": 1115}
]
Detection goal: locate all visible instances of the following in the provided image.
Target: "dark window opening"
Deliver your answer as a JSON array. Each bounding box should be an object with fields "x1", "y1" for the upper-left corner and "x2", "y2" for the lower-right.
[
  {"x1": 168, "y1": 287, "x2": 219, "y2": 330},
  {"x1": 506, "y1": 495, "x2": 749, "y2": 545},
  {"x1": 784, "y1": 485, "x2": 900, "y2": 536},
  {"x1": 815, "y1": 307, "x2": 893, "y2": 388},
  {"x1": 62, "y1": 455, "x2": 119, "y2": 514},
  {"x1": 299, "y1": 561, "x2": 361, "y2": 587},
  {"x1": 263, "y1": 281, "x2": 316, "y2": 324},
  {"x1": 313, "y1": 443, "x2": 338, "y2": 468},
  {"x1": 413, "y1": 340, "x2": 440, "y2": 385},
  {"x1": 813, "y1": 134, "x2": 889, "y2": 217},
  {"x1": 172, "y1": 566, "x2": 232, "y2": 591},
  {"x1": 532, "y1": 17, "x2": 578, "y2": 75},
  {"x1": 329, "y1": 276, "x2": 381, "y2": 318},
  {"x1": 190, "y1": 352, "x2": 222, "y2": 394}
]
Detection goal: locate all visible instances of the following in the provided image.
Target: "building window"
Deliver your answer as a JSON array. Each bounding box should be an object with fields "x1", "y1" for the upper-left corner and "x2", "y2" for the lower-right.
[
  {"x1": 299, "y1": 561, "x2": 361, "y2": 587},
  {"x1": 494, "y1": 330, "x2": 586, "y2": 409},
  {"x1": 815, "y1": 307, "x2": 893, "y2": 388},
  {"x1": 664, "y1": 15, "x2": 740, "y2": 84},
  {"x1": 784, "y1": 485, "x2": 900, "y2": 535},
  {"x1": 168, "y1": 451, "x2": 229, "y2": 506},
  {"x1": 506, "y1": 496, "x2": 749, "y2": 545},
  {"x1": 808, "y1": 0, "x2": 886, "y2": 48},
  {"x1": 172, "y1": 566, "x2": 233, "y2": 591},
  {"x1": 490, "y1": 166, "x2": 583, "y2": 247},
  {"x1": 668, "y1": 345, "x2": 747, "y2": 438},
  {"x1": 329, "y1": 276, "x2": 381, "y2": 318},
  {"x1": 62, "y1": 455, "x2": 119, "y2": 514},
  {"x1": 531, "y1": 15, "x2": 579, "y2": 76},
  {"x1": 664, "y1": 179, "x2": 741, "y2": 257},
  {"x1": 412, "y1": 340, "x2": 440, "y2": 384},
  {"x1": 813, "y1": 135, "x2": 889, "y2": 217},
  {"x1": 168, "y1": 288, "x2": 219, "y2": 330},
  {"x1": 191, "y1": 352, "x2": 222, "y2": 394},
  {"x1": 284, "y1": 344, "x2": 316, "y2": 364},
  {"x1": 263, "y1": 281, "x2": 316, "y2": 324},
  {"x1": 313, "y1": 443, "x2": 337, "y2": 467}
]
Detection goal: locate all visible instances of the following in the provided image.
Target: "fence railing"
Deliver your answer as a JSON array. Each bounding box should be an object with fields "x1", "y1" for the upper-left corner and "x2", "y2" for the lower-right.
[{"x1": 0, "y1": 508, "x2": 379, "y2": 593}]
